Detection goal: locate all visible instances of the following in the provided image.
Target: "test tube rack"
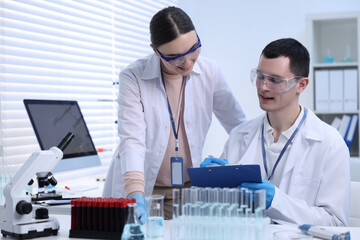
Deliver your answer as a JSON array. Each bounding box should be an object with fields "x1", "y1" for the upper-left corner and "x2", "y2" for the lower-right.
[
  {"x1": 69, "y1": 197, "x2": 135, "y2": 239},
  {"x1": 171, "y1": 187, "x2": 270, "y2": 240}
]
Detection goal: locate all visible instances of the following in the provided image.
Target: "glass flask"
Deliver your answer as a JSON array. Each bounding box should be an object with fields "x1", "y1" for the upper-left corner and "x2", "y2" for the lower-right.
[{"x1": 121, "y1": 203, "x2": 145, "y2": 240}]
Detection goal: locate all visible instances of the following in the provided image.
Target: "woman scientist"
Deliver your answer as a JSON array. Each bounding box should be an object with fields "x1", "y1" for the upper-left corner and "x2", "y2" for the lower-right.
[{"x1": 102, "y1": 6, "x2": 246, "y2": 222}]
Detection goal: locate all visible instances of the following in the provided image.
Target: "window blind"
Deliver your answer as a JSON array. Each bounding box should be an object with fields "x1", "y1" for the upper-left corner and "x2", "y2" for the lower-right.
[{"x1": 0, "y1": 0, "x2": 178, "y2": 180}]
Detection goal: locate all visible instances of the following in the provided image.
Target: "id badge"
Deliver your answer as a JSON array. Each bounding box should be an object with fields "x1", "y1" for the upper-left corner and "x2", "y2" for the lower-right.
[{"x1": 171, "y1": 157, "x2": 184, "y2": 186}]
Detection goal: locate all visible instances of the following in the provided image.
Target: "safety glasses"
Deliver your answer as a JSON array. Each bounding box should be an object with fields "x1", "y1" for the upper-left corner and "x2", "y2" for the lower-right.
[
  {"x1": 250, "y1": 68, "x2": 302, "y2": 93},
  {"x1": 156, "y1": 34, "x2": 202, "y2": 66}
]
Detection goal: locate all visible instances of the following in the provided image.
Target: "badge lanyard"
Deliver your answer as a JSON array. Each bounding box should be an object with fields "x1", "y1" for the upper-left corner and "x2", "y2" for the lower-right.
[
  {"x1": 261, "y1": 108, "x2": 308, "y2": 181},
  {"x1": 162, "y1": 73, "x2": 187, "y2": 186},
  {"x1": 164, "y1": 76, "x2": 186, "y2": 156}
]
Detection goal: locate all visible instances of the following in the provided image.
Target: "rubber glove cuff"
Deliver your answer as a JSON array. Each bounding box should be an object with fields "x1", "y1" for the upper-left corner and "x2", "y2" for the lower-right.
[
  {"x1": 239, "y1": 180, "x2": 275, "y2": 209},
  {"x1": 128, "y1": 193, "x2": 146, "y2": 225},
  {"x1": 200, "y1": 158, "x2": 228, "y2": 168}
]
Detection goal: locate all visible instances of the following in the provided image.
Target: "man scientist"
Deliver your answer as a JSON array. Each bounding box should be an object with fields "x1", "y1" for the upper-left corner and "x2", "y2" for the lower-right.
[{"x1": 202, "y1": 38, "x2": 350, "y2": 226}]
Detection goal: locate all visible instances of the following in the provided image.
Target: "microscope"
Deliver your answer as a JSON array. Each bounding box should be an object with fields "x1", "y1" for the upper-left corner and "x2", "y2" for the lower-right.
[{"x1": 0, "y1": 132, "x2": 74, "y2": 239}]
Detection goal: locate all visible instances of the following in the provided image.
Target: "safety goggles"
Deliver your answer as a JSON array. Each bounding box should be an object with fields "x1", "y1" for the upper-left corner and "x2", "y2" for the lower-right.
[
  {"x1": 250, "y1": 68, "x2": 302, "y2": 93},
  {"x1": 156, "y1": 34, "x2": 202, "y2": 66}
]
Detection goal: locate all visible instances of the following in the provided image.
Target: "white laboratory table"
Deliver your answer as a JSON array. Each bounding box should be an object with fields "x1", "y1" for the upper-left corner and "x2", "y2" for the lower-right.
[
  {"x1": 1, "y1": 174, "x2": 359, "y2": 239},
  {"x1": 1, "y1": 213, "x2": 359, "y2": 240}
]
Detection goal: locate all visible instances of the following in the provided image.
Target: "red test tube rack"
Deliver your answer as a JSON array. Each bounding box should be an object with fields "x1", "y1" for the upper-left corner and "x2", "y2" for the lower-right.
[{"x1": 69, "y1": 197, "x2": 135, "y2": 239}]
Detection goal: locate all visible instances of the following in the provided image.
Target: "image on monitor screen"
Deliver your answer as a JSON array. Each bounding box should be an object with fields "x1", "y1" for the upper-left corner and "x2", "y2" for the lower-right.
[{"x1": 23, "y1": 99, "x2": 101, "y2": 172}]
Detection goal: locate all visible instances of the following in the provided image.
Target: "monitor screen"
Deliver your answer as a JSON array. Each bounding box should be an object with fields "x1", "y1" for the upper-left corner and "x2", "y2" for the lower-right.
[{"x1": 23, "y1": 99, "x2": 101, "y2": 173}]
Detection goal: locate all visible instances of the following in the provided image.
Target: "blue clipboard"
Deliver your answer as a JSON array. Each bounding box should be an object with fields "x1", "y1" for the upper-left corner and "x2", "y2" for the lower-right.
[{"x1": 187, "y1": 164, "x2": 262, "y2": 188}]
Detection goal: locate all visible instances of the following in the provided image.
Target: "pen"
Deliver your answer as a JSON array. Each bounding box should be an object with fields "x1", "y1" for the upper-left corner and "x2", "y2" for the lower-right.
[{"x1": 299, "y1": 224, "x2": 351, "y2": 240}]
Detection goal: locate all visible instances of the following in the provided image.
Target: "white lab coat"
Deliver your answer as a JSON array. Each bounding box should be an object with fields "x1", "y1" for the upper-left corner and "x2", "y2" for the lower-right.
[
  {"x1": 221, "y1": 108, "x2": 350, "y2": 226},
  {"x1": 103, "y1": 54, "x2": 246, "y2": 198}
]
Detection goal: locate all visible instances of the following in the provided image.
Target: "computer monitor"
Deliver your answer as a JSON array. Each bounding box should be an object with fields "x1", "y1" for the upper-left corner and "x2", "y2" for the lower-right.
[{"x1": 23, "y1": 99, "x2": 101, "y2": 173}]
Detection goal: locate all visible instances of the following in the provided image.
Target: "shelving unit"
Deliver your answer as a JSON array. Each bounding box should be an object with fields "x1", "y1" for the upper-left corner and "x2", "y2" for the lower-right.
[{"x1": 307, "y1": 12, "x2": 360, "y2": 157}]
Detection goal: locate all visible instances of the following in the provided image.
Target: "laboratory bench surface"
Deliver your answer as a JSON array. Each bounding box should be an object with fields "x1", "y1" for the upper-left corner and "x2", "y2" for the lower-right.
[
  {"x1": 1, "y1": 175, "x2": 359, "y2": 239},
  {"x1": 0, "y1": 213, "x2": 359, "y2": 240}
]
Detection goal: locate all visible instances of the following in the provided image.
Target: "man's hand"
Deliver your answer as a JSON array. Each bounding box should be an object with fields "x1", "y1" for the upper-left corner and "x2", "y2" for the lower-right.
[{"x1": 240, "y1": 180, "x2": 275, "y2": 209}]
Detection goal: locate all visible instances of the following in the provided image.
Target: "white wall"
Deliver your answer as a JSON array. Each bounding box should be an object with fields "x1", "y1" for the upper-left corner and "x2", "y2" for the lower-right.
[{"x1": 178, "y1": 0, "x2": 360, "y2": 159}]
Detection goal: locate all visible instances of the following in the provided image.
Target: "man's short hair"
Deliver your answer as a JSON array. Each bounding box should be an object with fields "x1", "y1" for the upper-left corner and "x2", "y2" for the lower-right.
[{"x1": 261, "y1": 38, "x2": 310, "y2": 77}]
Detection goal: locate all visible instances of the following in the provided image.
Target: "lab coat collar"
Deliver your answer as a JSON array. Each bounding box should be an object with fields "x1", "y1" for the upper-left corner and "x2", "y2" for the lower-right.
[
  {"x1": 301, "y1": 109, "x2": 324, "y2": 142},
  {"x1": 141, "y1": 54, "x2": 202, "y2": 81},
  {"x1": 142, "y1": 54, "x2": 162, "y2": 81},
  {"x1": 192, "y1": 58, "x2": 202, "y2": 75},
  {"x1": 240, "y1": 114, "x2": 264, "y2": 147},
  {"x1": 239, "y1": 114, "x2": 265, "y2": 135},
  {"x1": 236, "y1": 115, "x2": 264, "y2": 164}
]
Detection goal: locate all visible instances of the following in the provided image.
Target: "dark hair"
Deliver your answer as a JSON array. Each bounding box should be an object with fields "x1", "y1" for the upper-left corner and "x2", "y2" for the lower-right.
[
  {"x1": 261, "y1": 38, "x2": 310, "y2": 77},
  {"x1": 150, "y1": 6, "x2": 195, "y2": 48}
]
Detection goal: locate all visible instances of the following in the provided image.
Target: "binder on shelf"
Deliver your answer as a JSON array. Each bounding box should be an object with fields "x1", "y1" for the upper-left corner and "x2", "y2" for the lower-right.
[
  {"x1": 329, "y1": 70, "x2": 344, "y2": 111},
  {"x1": 331, "y1": 117, "x2": 342, "y2": 131},
  {"x1": 315, "y1": 70, "x2": 329, "y2": 111},
  {"x1": 344, "y1": 69, "x2": 358, "y2": 111},
  {"x1": 345, "y1": 114, "x2": 359, "y2": 150},
  {"x1": 338, "y1": 115, "x2": 351, "y2": 138}
]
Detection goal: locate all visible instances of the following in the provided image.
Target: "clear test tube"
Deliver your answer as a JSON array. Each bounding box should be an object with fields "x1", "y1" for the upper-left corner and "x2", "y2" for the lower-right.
[
  {"x1": 239, "y1": 187, "x2": 248, "y2": 207},
  {"x1": 204, "y1": 187, "x2": 212, "y2": 203},
  {"x1": 254, "y1": 189, "x2": 266, "y2": 219},
  {"x1": 209, "y1": 188, "x2": 220, "y2": 204},
  {"x1": 217, "y1": 188, "x2": 231, "y2": 218},
  {"x1": 245, "y1": 189, "x2": 253, "y2": 211},
  {"x1": 220, "y1": 187, "x2": 230, "y2": 205},
  {"x1": 189, "y1": 187, "x2": 201, "y2": 240},
  {"x1": 254, "y1": 189, "x2": 269, "y2": 240},
  {"x1": 190, "y1": 186, "x2": 200, "y2": 200},
  {"x1": 199, "y1": 187, "x2": 208, "y2": 204},
  {"x1": 181, "y1": 188, "x2": 191, "y2": 240},
  {"x1": 239, "y1": 187, "x2": 248, "y2": 211},
  {"x1": 190, "y1": 188, "x2": 200, "y2": 217},
  {"x1": 209, "y1": 188, "x2": 220, "y2": 217},
  {"x1": 227, "y1": 188, "x2": 239, "y2": 217},
  {"x1": 172, "y1": 189, "x2": 181, "y2": 240},
  {"x1": 181, "y1": 188, "x2": 191, "y2": 217},
  {"x1": 222, "y1": 188, "x2": 231, "y2": 205},
  {"x1": 239, "y1": 187, "x2": 253, "y2": 217},
  {"x1": 229, "y1": 188, "x2": 239, "y2": 206},
  {"x1": 173, "y1": 189, "x2": 180, "y2": 219},
  {"x1": 200, "y1": 188, "x2": 210, "y2": 217},
  {"x1": 215, "y1": 188, "x2": 230, "y2": 239}
]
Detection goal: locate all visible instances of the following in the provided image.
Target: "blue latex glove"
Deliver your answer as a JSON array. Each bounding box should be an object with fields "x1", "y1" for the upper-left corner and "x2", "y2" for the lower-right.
[
  {"x1": 239, "y1": 180, "x2": 275, "y2": 209},
  {"x1": 128, "y1": 194, "x2": 146, "y2": 225},
  {"x1": 200, "y1": 157, "x2": 228, "y2": 168}
]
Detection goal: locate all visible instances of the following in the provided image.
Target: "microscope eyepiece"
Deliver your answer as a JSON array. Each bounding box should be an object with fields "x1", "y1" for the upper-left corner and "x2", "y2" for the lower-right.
[{"x1": 57, "y1": 132, "x2": 75, "y2": 151}]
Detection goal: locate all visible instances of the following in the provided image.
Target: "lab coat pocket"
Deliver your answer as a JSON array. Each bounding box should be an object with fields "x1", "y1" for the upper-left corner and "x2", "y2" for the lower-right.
[{"x1": 290, "y1": 175, "x2": 320, "y2": 204}]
